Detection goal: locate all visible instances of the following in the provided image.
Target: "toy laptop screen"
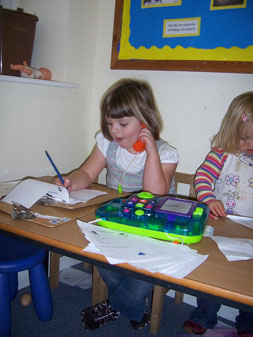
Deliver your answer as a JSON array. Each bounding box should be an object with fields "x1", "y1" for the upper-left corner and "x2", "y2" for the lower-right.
[{"x1": 155, "y1": 197, "x2": 197, "y2": 218}]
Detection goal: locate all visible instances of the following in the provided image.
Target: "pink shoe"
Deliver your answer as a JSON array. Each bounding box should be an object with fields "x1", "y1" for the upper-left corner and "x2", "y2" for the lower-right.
[{"x1": 183, "y1": 320, "x2": 207, "y2": 335}]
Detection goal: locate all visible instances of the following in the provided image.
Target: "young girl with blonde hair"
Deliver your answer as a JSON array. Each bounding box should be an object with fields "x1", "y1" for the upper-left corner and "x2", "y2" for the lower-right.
[
  {"x1": 183, "y1": 92, "x2": 253, "y2": 335},
  {"x1": 194, "y1": 91, "x2": 253, "y2": 218}
]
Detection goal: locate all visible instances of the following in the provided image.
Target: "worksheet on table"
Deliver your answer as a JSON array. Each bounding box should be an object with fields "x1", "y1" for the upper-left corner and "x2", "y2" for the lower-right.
[{"x1": 2, "y1": 179, "x2": 107, "y2": 208}]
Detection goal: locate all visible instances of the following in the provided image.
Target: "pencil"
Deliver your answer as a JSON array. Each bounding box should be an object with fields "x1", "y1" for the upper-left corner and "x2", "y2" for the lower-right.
[{"x1": 45, "y1": 150, "x2": 65, "y2": 186}]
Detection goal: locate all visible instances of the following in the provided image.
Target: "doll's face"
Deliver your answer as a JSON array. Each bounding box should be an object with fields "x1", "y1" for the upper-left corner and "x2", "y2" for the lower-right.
[{"x1": 239, "y1": 123, "x2": 253, "y2": 155}]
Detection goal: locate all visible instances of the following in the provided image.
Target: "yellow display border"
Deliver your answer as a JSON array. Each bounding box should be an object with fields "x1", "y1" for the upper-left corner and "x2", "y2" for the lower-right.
[{"x1": 110, "y1": 0, "x2": 253, "y2": 73}]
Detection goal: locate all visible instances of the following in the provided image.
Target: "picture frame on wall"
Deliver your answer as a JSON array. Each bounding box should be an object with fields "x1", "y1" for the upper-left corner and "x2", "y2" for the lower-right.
[{"x1": 111, "y1": 0, "x2": 253, "y2": 73}]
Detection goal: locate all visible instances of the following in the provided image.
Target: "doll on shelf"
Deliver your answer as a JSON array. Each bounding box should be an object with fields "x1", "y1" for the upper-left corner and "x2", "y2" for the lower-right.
[{"x1": 10, "y1": 61, "x2": 52, "y2": 80}]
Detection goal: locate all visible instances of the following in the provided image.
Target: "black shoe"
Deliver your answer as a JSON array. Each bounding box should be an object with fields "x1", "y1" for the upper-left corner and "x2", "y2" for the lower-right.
[
  {"x1": 130, "y1": 311, "x2": 150, "y2": 330},
  {"x1": 81, "y1": 299, "x2": 120, "y2": 330}
]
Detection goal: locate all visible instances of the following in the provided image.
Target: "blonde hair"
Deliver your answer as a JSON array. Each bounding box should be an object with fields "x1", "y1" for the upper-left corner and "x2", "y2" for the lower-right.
[
  {"x1": 100, "y1": 78, "x2": 163, "y2": 141},
  {"x1": 211, "y1": 91, "x2": 253, "y2": 154}
]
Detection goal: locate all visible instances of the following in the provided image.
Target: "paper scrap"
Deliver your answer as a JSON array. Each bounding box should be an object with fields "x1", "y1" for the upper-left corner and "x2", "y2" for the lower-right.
[
  {"x1": 211, "y1": 236, "x2": 253, "y2": 261},
  {"x1": 203, "y1": 225, "x2": 214, "y2": 237},
  {"x1": 60, "y1": 267, "x2": 92, "y2": 289},
  {"x1": 227, "y1": 215, "x2": 253, "y2": 230}
]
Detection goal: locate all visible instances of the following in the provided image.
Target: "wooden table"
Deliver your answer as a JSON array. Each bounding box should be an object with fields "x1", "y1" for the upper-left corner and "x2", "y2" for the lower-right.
[{"x1": 0, "y1": 184, "x2": 252, "y2": 313}]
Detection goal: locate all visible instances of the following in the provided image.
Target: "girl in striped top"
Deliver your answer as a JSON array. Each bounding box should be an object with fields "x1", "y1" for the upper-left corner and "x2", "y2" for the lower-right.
[
  {"x1": 195, "y1": 91, "x2": 253, "y2": 218},
  {"x1": 183, "y1": 92, "x2": 253, "y2": 336}
]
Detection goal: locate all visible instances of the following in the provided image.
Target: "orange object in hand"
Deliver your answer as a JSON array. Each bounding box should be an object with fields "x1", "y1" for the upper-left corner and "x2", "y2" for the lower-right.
[{"x1": 133, "y1": 123, "x2": 147, "y2": 152}]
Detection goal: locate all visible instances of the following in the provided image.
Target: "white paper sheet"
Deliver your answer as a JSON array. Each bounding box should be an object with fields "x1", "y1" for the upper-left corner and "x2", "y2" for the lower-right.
[
  {"x1": 60, "y1": 267, "x2": 92, "y2": 289},
  {"x1": 77, "y1": 220, "x2": 208, "y2": 279},
  {"x1": 211, "y1": 236, "x2": 253, "y2": 261},
  {"x1": 2, "y1": 178, "x2": 107, "y2": 208},
  {"x1": 69, "y1": 189, "x2": 107, "y2": 203},
  {"x1": 227, "y1": 215, "x2": 253, "y2": 230},
  {"x1": 2, "y1": 179, "x2": 63, "y2": 208},
  {"x1": 0, "y1": 180, "x2": 20, "y2": 198}
]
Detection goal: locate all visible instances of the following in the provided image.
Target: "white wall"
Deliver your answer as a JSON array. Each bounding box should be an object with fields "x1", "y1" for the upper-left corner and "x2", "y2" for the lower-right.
[
  {"x1": 0, "y1": 0, "x2": 99, "y2": 181},
  {"x1": 1, "y1": 0, "x2": 252, "y2": 181}
]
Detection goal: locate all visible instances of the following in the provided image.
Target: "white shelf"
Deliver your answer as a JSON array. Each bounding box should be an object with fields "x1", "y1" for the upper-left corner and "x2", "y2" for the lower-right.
[{"x1": 0, "y1": 75, "x2": 80, "y2": 88}]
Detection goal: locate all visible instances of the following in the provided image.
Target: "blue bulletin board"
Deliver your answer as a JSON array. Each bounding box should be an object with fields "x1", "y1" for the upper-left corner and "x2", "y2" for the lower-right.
[{"x1": 111, "y1": 0, "x2": 253, "y2": 73}]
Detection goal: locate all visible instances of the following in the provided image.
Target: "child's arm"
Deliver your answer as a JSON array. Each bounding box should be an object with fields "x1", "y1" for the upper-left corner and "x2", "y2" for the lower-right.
[
  {"x1": 55, "y1": 146, "x2": 106, "y2": 191},
  {"x1": 140, "y1": 128, "x2": 177, "y2": 195},
  {"x1": 195, "y1": 148, "x2": 227, "y2": 217},
  {"x1": 143, "y1": 156, "x2": 177, "y2": 195}
]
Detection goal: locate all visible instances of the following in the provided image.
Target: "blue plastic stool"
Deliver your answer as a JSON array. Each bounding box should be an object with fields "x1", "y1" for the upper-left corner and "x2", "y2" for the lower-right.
[{"x1": 0, "y1": 233, "x2": 53, "y2": 337}]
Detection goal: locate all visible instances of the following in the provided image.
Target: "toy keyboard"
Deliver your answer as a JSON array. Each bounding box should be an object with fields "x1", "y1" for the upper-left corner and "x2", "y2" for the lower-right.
[{"x1": 95, "y1": 192, "x2": 209, "y2": 244}]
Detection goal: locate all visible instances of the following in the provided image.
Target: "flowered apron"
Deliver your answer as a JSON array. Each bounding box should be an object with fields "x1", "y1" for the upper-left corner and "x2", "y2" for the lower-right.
[{"x1": 214, "y1": 153, "x2": 253, "y2": 216}]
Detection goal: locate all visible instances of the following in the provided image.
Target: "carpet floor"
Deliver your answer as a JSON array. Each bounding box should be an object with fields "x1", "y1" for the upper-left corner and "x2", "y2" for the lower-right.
[{"x1": 11, "y1": 279, "x2": 194, "y2": 337}]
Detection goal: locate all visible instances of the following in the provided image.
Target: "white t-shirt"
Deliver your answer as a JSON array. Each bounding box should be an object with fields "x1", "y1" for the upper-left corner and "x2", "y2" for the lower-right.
[{"x1": 96, "y1": 131, "x2": 179, "y2": 173}]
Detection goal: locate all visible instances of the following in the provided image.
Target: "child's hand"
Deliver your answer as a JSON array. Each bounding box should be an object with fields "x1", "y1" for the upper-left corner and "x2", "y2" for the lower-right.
[
  {"x1": 54, "y1": 176, "x2": 73, "y2": 191},
  {"x1": 207, "y1": 199, "x2": 226, "y2": 219},
  {"x1": 137, "y1": 127, "x2": 157, "y2": 154}
]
